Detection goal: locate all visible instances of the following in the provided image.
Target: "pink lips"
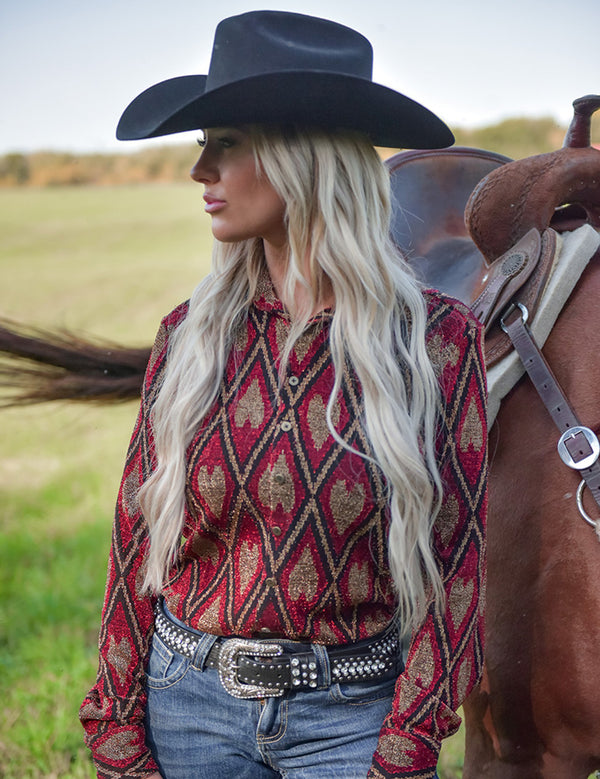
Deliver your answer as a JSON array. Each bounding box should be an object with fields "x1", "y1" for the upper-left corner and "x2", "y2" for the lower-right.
[{"x1": 203, "y1": 194, "x2": 226, "y2": 213}]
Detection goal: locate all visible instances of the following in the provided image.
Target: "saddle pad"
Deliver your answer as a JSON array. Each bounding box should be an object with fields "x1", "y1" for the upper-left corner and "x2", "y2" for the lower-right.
[{"x1": 487, "y1": 224, "x2": 600, "y2": 425}]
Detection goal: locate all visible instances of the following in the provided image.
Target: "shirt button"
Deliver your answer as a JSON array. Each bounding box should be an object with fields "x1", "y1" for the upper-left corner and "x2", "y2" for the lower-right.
[
  {"x1": 273, "y1": 474, "x2": 286, "y2": 484},
  {"x1": 272, "y1": 526, "x2": 282, "y2": 536},
  {"x1": 265, "y1": 577, "x2": 277, "y2": 588},
  {"x1": 288, "y1": 375, "x2": 299, "y2": 386},
  {"x1": 280, "y1": 420, "x2": 292, "y2": 432}
]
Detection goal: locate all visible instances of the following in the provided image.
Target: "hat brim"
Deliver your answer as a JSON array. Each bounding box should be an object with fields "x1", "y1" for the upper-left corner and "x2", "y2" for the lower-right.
[{"x1": 116, "y1": 72, "x2": 453, "y2": 149}]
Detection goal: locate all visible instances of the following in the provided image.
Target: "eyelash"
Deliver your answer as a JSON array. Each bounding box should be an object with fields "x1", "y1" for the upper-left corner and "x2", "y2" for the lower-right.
[{"x1": 195, "y1": 136, "x2": 235, "y2": 149}]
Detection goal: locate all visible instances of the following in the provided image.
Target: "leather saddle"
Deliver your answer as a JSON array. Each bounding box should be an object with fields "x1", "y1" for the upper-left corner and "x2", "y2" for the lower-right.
[{"x1": 387, "y1": 95, "x2": 600, "y2": 368}]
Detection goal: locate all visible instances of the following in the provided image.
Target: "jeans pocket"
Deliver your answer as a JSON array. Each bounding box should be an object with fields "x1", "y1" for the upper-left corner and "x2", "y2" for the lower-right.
[
  {"x1": 329, "y1": 674, "x2": 398, "y2": 705},
  {"x1": 145, "y1": 631, "x2": 191, "y2": 689}
]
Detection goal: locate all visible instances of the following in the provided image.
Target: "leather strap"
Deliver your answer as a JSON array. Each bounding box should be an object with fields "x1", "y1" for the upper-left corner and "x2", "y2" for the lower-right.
[{"x1": 501, "y1": 304, "x2": 600, "y2": 511}]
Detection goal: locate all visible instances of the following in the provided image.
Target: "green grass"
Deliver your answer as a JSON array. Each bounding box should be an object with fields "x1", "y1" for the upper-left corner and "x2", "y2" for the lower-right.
[
  {"x1": 0, "y1": 182, "x2": 212, "y2": 777},
  {"x1": 0, "y1": 182, "x2": 211, "y2": 340},
  {"x1": 1, "y1": 484, "x2": 106, "y2": 778},
  {"x1": 0, "y1": 183, "x2": 469, "y2": 777}
]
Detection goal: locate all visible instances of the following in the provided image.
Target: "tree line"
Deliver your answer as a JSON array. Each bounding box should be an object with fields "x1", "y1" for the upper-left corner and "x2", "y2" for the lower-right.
[{"x1": 0, "y1": 116, "x2": 593, "y2": 188}]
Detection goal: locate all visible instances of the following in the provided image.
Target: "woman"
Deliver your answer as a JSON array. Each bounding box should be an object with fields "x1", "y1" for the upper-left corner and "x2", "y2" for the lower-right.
[{"x1": 80, "y1": 11, "x2": 487, "y2": 779}]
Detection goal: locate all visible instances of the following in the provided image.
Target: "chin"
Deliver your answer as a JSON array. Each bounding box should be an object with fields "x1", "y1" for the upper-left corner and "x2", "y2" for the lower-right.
[{"x1": 211, "y1": 226, "x2": 252, "y2": 243}]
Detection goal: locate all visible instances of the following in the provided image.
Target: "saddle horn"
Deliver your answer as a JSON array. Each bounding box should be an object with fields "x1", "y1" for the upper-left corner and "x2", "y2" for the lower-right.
[{"x1": 465, "y1": 95, "x2": 600, "y2": 262}]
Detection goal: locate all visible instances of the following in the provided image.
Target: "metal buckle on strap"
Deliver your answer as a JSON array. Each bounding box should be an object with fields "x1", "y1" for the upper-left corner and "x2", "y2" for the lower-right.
[
  {"x1": 557, "y1": 426, "x2": 600, "y2": 470},
  {"x1": 217, "y1": 638, "x2": 285, "y2": 699}
]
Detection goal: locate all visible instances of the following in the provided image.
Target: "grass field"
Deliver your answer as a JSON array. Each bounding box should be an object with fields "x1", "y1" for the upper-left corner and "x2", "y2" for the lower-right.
[{"x1": 0, "y1": 182, "x2": 469, "y2": 777}]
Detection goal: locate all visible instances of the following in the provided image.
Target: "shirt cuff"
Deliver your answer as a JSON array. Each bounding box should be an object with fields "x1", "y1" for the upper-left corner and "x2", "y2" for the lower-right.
[{"x1": 367, "y1": 676, "x2": 461, "y2": 777}]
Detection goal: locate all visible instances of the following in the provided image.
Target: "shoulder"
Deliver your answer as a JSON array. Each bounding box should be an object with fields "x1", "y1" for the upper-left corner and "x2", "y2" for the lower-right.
[
  {"x1": 151, "y1": 299, "x2": 190, "y2": 359},
  {"x1": 421, "y1": 289, "x2": 485, "y2": 393},
  {"x1": 423, "y1": 288, "x2": 482, "y2": 343},
  {"x1": 155, "y1": 299, "x2": 191, "y2": 347},
  {"x1": 142, "y1": 300, "x2": 190, "y2": 398},
  {"x1": 160, "y1": 300, "x2": 190, "y2": 333}
]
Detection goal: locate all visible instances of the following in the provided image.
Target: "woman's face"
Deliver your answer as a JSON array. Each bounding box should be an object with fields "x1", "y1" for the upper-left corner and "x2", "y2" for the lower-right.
[{"x1": 190, "y1": 127, "x2": 287, "y2": 249}]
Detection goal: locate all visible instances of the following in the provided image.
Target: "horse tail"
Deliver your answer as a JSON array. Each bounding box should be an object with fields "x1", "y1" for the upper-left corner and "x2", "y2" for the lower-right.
[{"x1": 0, "y1": 319, "x2": 149, "y2": 405}]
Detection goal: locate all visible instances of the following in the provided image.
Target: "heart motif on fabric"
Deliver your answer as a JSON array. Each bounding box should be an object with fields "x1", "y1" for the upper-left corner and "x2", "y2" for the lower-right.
[
  {"x1": 329, "y1": 480, "x2": 365, "y2": 533},
  {"x1": 460, "y1": 396, "x2": 484, "y2": 452},
  {"x1": 288, "y1": 547, "x2": 318, "y2": 601},
  {"x1": 376, "y1": 734, "x2": 413, "y2": 768},
  {"x1": 457, "y1": 656, "x2": 473, "y2": 701},
  {"x1": 234, "y1": 378, "x2": 265, "y2": 429},
  {"x1": 306, "y1": 394, "x2": 340, "y2": 450},
  {"x1": 96, "y1": 730, "x2": 140, "y2": 760},
  {"x1": 436, "y1": 494, "x2": 460, "y2": 547},
  {"x1": 106, "y1": 635, "x2": 132, "y2": 685},
  {"x1": 238, "y1": 541, "x2": 260, "y2": 593},
  {"x1": 347, "y1": 561, "x2": 370, "y2": 603},
  {"x1": 197, "y1": 465, "x2": 227, "y2": 517},
  {"x1": 449, "y1": 577, "x2": 475, "y2": 630},
  {"x1": 258, "y1": 452, "x2": 295, "y2": 512}
]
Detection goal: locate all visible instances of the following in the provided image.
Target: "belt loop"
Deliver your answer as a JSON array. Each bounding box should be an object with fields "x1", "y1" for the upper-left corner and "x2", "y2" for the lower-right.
[
  {"x1": 311, "y1": 643, "x2": 331, "y2": 689},
  {"x1": 191, "y1": 631, "x2": 220, "y2": 671}
]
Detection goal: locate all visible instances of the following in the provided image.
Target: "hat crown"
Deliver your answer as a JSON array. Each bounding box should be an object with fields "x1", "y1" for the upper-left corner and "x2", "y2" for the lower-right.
[
  {"x1": 116, "y1": 10, "x2": 453, "y2": 148},
  {"x1": 206, "y1": 11, "x2": 373, "y2": 92}
]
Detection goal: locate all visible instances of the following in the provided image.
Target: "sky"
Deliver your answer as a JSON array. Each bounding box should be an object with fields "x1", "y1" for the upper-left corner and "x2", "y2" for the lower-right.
[{"x1": 1, "y1": 0, "x2": 599, "y2": 155}]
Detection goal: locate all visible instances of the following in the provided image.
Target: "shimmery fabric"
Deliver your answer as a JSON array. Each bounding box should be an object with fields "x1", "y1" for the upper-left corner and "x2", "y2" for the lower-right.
[{"x1": 80, "y1": 279, "x2": 487, "y2": 779}]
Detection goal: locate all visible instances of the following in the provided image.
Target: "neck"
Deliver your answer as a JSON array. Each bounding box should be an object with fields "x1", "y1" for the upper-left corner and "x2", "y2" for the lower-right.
[{"x1": 263, "y1": 239, "x2": 334, "y2": 316}]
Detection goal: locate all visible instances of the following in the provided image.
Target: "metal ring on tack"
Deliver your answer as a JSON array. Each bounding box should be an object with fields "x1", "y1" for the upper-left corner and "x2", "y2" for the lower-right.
[
  {"x1": 500, "y1": 301, "x2": 529, "y2": 333},
  {"x1": 576, "y1": 480, "x2": 600, "y2": 528}
]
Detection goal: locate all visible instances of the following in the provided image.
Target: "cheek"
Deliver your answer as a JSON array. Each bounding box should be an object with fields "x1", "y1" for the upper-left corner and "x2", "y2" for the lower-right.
[{"x1": 253, "y1": 183, "x2": 285, "y2": 224}]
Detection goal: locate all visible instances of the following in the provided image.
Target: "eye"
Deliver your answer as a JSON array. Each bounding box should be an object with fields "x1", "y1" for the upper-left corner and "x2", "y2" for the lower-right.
[{"x1": 217, "y1": 136, "x2": 236, "y2": 148}]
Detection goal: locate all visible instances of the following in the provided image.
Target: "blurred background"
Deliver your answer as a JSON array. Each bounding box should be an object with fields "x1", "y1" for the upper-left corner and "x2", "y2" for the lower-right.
[{"x1": 1, "y1": 0, "x2": 598, "y2": 776}]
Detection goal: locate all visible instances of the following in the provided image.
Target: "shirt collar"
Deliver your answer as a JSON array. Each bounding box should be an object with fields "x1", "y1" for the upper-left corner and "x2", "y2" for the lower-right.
[
  {"x1": 252, "y1": 266, "x2": 285, "y2": 313},
  {"x1": 251, "y1": 266, "x2": 334, "y2": 322}
]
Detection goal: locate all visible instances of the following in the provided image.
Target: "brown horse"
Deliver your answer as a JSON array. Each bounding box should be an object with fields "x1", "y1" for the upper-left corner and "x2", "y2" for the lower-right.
[
  {"x1": 388, "y1": 94, "x2": 600, "y2": 778},
  {"x1": 463, "y1": 250, "x2": 600, "y2": 779},
  {"x1": 463, "y1": 109, "x2": 600, "y2": 778},
  {"x1": 1, "y1": 96, "x2": 600, "y2": 778}
]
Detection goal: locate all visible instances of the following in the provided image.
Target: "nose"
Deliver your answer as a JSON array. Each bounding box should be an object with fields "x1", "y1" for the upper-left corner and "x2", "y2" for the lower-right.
[{"x1": 190, "y1": 151, "x2": 217, "y2": 184}]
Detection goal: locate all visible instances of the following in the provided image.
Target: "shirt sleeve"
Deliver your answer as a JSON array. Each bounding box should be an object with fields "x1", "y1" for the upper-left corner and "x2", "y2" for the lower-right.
[
  {"x1": 79, "y1": 307, "x2": 185, "y2": 778},
  {"x1": 368, "y1": 303, "x2": 488, "y2": 778}
]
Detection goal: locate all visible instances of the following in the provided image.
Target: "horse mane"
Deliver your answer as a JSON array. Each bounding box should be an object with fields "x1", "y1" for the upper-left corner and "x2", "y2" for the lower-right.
[{"x1": 0, "y1": 318, "x2": 150, "y2": 406}]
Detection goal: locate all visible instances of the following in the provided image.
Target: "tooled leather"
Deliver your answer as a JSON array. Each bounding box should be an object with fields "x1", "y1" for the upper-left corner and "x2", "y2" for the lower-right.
[
  {"x1": 470, "y1": 229, "x2": 541, "y2": 331},
  {"x1": 483, "y1": 229, "x2": 558, "y2": 368},
  {"x1": 466, "y1": 146, "x2": 600, "y2": 263}
]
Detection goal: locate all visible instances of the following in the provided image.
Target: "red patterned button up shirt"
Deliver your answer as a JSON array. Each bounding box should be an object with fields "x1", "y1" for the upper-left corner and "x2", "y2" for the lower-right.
[{"x1": 80, "y1": 274, "x2": 487, "y2": 779}]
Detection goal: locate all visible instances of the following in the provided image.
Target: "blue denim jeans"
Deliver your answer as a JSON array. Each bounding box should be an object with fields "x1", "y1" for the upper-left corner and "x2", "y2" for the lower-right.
[{"x1": 145, "y1": 609, "x2": 405, "y2": 778}]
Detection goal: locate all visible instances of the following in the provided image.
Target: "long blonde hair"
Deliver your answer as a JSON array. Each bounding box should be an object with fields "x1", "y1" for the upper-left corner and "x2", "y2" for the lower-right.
[{"x1": 138, "y1": 125, "x2": 444, "y2": 633}]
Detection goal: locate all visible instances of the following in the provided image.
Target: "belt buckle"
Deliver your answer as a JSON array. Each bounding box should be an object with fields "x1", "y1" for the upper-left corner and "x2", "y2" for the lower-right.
[{"x1": 218, "y1": 638, "x2": 285, "y2": 699}]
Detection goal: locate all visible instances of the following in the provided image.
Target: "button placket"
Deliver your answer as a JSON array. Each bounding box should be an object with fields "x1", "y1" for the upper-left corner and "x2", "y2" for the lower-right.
[{"x1": 266, "y1": 366, "x2": 299, "y2": 546}]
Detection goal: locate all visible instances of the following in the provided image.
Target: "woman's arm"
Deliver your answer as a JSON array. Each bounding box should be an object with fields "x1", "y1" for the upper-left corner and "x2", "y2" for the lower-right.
[
  {"x1": 368, "y1": 302, "x2": 488, "y2": 778},
  {"x1": 79, "y1": 306, "x2": 189, "y2": 778}
]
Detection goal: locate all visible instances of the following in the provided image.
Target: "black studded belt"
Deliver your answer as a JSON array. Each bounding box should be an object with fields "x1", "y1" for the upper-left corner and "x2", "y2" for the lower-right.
[{"x1": 154, "y1": 601, "x2": 402, "y2": 699}]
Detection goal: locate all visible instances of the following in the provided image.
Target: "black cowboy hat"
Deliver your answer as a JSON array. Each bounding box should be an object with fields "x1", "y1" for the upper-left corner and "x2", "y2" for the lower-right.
[{"x1": 116, "y1": 10, "x2": 453, "y2": 149}]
